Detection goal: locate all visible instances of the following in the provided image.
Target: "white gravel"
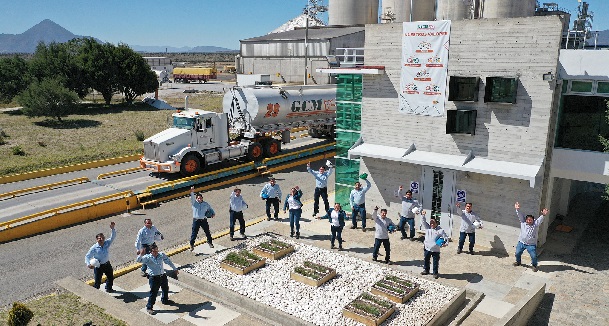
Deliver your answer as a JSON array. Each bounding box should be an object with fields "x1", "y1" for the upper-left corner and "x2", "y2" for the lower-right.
[{"x1": 183, "y1": 234, "x2": 460, "y2": 326}]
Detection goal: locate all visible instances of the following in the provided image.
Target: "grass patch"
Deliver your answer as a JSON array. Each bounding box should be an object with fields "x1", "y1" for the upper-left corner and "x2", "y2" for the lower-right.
[{"x1": 0, "y1": 292, "x2": 127, "y2": 326}]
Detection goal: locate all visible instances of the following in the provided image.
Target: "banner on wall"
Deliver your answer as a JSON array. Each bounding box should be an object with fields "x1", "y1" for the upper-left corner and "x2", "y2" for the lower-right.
[{"x1": 400, "y1": 20, "x2": 451, "y2": 117}]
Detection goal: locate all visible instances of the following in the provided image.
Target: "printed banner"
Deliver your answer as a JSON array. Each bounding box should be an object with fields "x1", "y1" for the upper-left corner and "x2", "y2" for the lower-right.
[
  {"x1": 400, "y1": 21, "x2": 451, "y2": 116},
  {"x1": 456, "y1": 189, "x2": 466, "y2": 203}
]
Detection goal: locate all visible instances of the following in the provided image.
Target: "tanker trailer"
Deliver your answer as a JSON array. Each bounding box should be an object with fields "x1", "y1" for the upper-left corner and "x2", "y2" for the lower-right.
[{"x1": 140, "y1": 85, "x2": 336, "y2": 176}]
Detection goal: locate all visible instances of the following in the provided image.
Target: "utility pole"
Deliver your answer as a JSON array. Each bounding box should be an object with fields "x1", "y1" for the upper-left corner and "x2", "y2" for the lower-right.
[{"x1": 303, "y1": 0, "x2": 327, "y2": 85}]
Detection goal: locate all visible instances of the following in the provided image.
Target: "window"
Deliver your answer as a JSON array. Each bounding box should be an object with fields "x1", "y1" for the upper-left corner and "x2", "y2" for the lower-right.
[
  {"x1": 446, "y1": 110, "x2": 477, "y2": 135},
  {"x1": 570, "y1": 80, "x2": 593, "y2": 93},
  {"x1": 484, "y1": 77, "x2": 518, "y2": 103},
  {"x1": 597, "y1": 82, "x2": 609, "y2": 94},
  {"x1": 448, "y1": 76, "x2": 479, "y2": 101}
]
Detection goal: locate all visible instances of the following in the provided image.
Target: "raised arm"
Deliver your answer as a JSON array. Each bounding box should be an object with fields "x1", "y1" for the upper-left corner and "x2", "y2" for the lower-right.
[
  {"x1": 536, "y1": 208, "x2": 549, "y2": 226},
  {"x1": 421, "y1": 210, "x2": 430, "y2": 230},
  {"x1": 105, "y1": 222, "x2": 116, "y2": 246},
  {"x1": 362, "y1": 179, "x2": 372, "y2": 192},
  {"x1": 515, "y1": 202, "x2": 525, "y2": 223},
  {"x1": 396, "y1": 185, "x2": 404, "y2": 198}
]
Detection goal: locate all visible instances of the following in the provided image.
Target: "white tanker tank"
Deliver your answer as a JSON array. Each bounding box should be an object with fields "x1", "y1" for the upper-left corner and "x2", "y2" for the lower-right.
[{"x1": 223, "y1": 84, "x2": 337, "y2": 138}]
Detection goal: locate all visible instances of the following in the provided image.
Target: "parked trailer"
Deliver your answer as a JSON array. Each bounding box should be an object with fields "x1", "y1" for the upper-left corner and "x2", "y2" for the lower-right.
[
  {"x1": 140, "y1": 85, "x2": 337, "y2": 176},
  {"x1": 172, "y1": 67, "x2": 217, "y2": 83}
]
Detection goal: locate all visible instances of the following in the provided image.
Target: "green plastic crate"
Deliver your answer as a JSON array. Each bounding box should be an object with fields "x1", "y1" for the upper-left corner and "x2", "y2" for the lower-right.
[
  {"x1": 335, "y1": 157, "x2": 360, "y2": 185},
  {"x1": 335, "y1": 184, "x2": 355, "y2": 209},
  {"x1": 336, "y1": 131, "x2": 360, "y2": 157}
]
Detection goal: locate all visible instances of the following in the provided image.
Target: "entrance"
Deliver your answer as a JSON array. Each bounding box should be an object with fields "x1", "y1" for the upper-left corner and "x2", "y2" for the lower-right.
[{"x1": 420, "y1": 167, "x2": 456, "y2": 237}]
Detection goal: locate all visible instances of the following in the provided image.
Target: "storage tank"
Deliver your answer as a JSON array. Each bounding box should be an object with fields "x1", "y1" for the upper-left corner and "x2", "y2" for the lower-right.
[
  {"x1": 436, "y1": 0, "x2": 471, "y2": 20},
  {"x1": 223, "y1": 85, "x2": 337, "y2": 133},
  {"x1": 481, "y1": 0, "x2": 536, "y2": 18},
  {"x1": 381, "y1": 0, "x2": 411, "y2": 22},
  {"x1": 411, "y1": 0, "x2": 436, "y2": 21},
  {"x1": 329, "y1": 0, "x2": 378, "y2": 25}
]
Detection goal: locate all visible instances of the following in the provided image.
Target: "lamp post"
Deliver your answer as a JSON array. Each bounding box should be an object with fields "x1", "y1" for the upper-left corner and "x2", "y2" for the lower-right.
[{"x1": 303, "y1": 0, "x2": 327, "y2": 85}]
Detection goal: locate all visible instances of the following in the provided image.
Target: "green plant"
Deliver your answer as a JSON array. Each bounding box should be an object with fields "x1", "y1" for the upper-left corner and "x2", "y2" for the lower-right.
[
  {"x1": 374, "y1": 281, "x2": 405, "y2": 294},
  {"x1": 134, "y1": 130, "x2": 145, "y2": 141},
  {"x1": 303, "y1": 261, "x2": 329, "y2": 273},
  {"x1": 240, "y1": 250, "x2": 262, "y2": 261},
  {"x1": 385, "y1": 275, "x2": 413, "y2": 287},
  {"x1": 11, "y1": 145, "x2": 25, "y2": 156},
  {"x1": 294, "y1": 266, "x2": 322, "y2": 280},
  {"x1": 350, "y1": 300, "x2": 381, "y2": 317},
  {"x1": 361, "y1": 293, "x2": 393, "y2": 309},
  {"x1": 224, "y1": 252, "x2": 249, "y2": 267},
  {"x1": 7, "y1": 302, "x2": 34, "y2": 326}
]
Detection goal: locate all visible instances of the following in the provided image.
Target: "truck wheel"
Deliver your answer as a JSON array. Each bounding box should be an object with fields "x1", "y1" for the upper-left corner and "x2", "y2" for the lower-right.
[
  {"x1": 180, "y1": 154, "x2": 201, "y2": 176},
  {"x1": 308, "y1": 128, "x2": 320, "y2": 138},
  {"x1": 247, "y1": 142, "x2": 264, "y2": 161},
  {"x1": 263, "y1": 139, "x2": 281, "y2": 157}
]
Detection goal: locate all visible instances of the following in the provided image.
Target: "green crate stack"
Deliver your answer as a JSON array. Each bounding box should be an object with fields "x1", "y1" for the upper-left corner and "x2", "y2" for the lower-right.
[
  {"x1": 335, "y1": 157, "x2": 361, "y2": 186},
  {"x1": 336, "y1": 103, "x2": 362, "y2": 131},
  {"x1": 336, "y1": 130, "x2": 360, "y2": 158},
  {"x1": 335, "y1": 184, "x2": 354, "y2": 209}
]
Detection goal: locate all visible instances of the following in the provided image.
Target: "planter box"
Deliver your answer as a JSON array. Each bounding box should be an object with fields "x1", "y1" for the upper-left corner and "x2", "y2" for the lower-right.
[
  {"x1": 371, "y1": 275, "x2": 419, "y2": 304},
  {"x1": 290, "y1": 269, "x2": 336, "y2": 287},
  {"x1": 220, "y1": 250, "x2": 266, "y2": 275},
  {"x1": 252, "y1": 242, "x2": 294, "y2": 260},
  {"x1": 343, "y1": 294, "x2": 395, "y2": 326}
]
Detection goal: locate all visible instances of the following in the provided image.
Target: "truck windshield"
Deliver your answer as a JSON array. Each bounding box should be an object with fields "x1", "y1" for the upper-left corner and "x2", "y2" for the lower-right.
[{"x1": 173, "y1": 117, "x2": 195, "y2": 130}]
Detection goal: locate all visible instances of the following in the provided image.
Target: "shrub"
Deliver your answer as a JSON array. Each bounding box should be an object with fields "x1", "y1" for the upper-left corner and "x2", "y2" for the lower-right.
[
  {"x1": 17, "y1": 78, "x2": 79, "y2": 122},
  {"x1": 7, "y1": 302, "x2": 34, "y2": 326},
  {"x1": 134, "y1": 130, "x2": 145, "y2": 141},
  {"x1": 11, "y1": 146, "x2": 25, "y2": 156}
]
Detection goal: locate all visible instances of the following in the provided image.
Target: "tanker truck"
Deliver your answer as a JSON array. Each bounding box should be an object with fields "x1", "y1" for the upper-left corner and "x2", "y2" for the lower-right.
[{"x1": 139, "y1": 85, "x2": 336, "y2": 176}]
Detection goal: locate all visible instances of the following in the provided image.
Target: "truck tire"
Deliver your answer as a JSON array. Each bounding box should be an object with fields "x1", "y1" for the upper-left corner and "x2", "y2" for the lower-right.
[
  {"x1": 308, "y1": 128, "x2": 320, "y2": 138},
  {"x1": 180, "y1": 153, "x2": 201, "y2": 176},
  {"x1": 263, "y1": 139, "x2": 281, "y2": 157},
  {"x1": 247, "y1": 142, "x2": 264, "y2": 161}
]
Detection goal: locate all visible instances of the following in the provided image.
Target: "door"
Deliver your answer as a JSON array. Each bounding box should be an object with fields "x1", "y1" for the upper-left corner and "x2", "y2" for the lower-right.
[{"x1": 420, "y1": 166, "x2": 456, "y2": 238}]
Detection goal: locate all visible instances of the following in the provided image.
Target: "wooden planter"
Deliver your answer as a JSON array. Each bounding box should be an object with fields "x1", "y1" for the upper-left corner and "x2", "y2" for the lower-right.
[
  {"x1": 370, "y1": 275, "x2": 419, "y2": 304},
  {"x1": 220, "y1": 250, "x2": 266, "y2": 275},
  {"x1": 343, "y1": 293, "x2": 395, "y2": 326},
  {"x1": 290, "y1": 261, "x2": 336, "y2": 287},
  {"x1": 252, "y1": 240, "x2": 295, "y2": 260}
]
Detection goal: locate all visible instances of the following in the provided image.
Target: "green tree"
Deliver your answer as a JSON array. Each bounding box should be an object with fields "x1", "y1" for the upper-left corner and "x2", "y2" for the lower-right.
[
  {"x1": 77, "y1": 38, "x2": 119, "y2": 104},
  {"x1": 17, "y1": 78, "x2": 79, "y2": 122},
  {"x1": 114, "y1": 44, "x2": 158, "y2": 104},
  {"x1": 0, "y1": 56, "x2": 31, "y2": 103}
]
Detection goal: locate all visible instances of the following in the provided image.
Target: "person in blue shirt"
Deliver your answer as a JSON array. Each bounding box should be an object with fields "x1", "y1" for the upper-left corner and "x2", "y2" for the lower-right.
[
  {"x1": 349, "y1": 178, "x2": 371, "y2": 231},
  {"x1": 85, "y1": 221, "x2": 116, "y2": 292},
  {"x1": 260, "y1": 178, "x2": 282, "y2": 221},
  {"x1": 229, "y1": 188, "x2": 248, "y2": 241},
  {"x1": 190, "y1": 186, "x2": 216, "y2": 251},
  {"x1": 513, "y1": 201, "x2": 548, "y2": 272},
  {"x1": 319, "y1": 203, "x2": 346, "y2": 250},
  {"x1": 135, "y1": 218, "x2": 163, "y2": 276},
  {"x1": 396, "y1": 186, "x2": 421, "y2": 241},
  {"x1": 136, "y1": 244, "x2": 179, "y2": 315},
  {"x1": 283, "y1": 186, "x2": 303, "y2": 238},
  {"x1": 307, "y1": 161, "x2": 333, "y2": 218}
]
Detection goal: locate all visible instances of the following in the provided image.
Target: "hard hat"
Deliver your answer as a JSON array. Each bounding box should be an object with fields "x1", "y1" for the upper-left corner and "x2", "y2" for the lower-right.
[
  {"x1": 473, "y1": 221, "x2": 481, "y2": 228},
  {"x1": 89, "y1": 258, "x2": 100, "y2": 268},
  {"x1": 412, "y1": 207, "x2": 420, "y2": 215}
]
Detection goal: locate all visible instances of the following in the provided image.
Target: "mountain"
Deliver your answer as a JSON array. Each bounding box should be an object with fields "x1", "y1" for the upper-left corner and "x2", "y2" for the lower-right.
[{"x1": 0, "y1": 19, "x2": 237, "y2": 54}]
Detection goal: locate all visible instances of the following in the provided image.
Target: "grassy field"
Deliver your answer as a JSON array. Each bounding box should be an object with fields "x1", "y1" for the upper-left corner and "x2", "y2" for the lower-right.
[
  {"x1": 0, "y1": 88, "x2": 225, "y2": 176},
  {"x1": 0, "y1": 292, "x2": 127, "y2": 326}
]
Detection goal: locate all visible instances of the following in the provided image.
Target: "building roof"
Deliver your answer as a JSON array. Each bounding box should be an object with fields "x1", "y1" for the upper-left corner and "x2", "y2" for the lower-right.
[{"x1": 241, "y1": 26, "x2": 365, "y2": 43}]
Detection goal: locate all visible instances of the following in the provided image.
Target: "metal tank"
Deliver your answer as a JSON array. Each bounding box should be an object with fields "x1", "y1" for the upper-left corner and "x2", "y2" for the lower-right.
[
  {"x1": 381, "y1": 0, "x2": 411, "y2": 22},
  {"x1": 436, "y1": 0, "x2": 471, "y2": 21},
  {"x1": 328, "y1": 0, "x2": 379, "y2": 25},
  {"x1": 480, "y1": 0, "x2": 536, "y2": 18},
  {"x1": 411, "y1": 0, "x2": 436, "y2": 21},
  {"x1": 223, "y1": 85, "x2": 337, "y2": 133}
]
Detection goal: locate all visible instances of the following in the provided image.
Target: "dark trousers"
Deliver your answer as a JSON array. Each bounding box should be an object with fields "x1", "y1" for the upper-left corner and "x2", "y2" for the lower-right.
[
  {"x1": 265, "y1": 198, "x2": 280, "y2": 218},
  {"x1": 190, "y1": 218, "x2": 212, "y2": 246},
  {"x1": 373, "y1": 238, "x2": 390, "y2": 262},
  {"x1": 424, "y1": 249, "x2": 441, "y2": 274},
  {"x1": 351, "y1": 203, "x2": 366, "y2": 228},
  {"x1": 147, "y1": 274, "x2": 169, "y2": 309},
  {"x1": 93, "y1": 261, "x2": 114, "y2": 290},
  {"x1": 399, "y1": 217, "x2": 415, "y2": 238},
  {"x1": 458, "y1": 231, "x2": 476, "y2": 252},
  {"x1": 140, "y1": 243, "x2": 155, "y2": 273},
  {"x1": 229, "y1": 210, "x2": 245, "y2": 237},
  {"x1": 330, "y1": 225, "x2": 344, "y2": 246},
  {"x1": 289, "y1": 208, "x2": 302, "y2": 234},
  {"x1": 313, "y1": 187, "x2": 329, "y2": 215}
]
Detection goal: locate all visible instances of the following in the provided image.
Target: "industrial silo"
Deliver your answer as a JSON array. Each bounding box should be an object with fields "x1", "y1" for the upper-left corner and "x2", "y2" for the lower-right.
[
  {"x1": 381, "y1": 0, "x2": 411, "y2": 22},
  {"x1": 411, "y1": 0, "x2": 436, "y2": 21},
  {"x1": 436, "y1": 0, "x2": 471, "y2": 21},
  {"x1": 480, "y1": 0, "x2": 536, "y2": 18},
  {"x1": 328, "y1": 0, "x2": 379, "y2": 25}
]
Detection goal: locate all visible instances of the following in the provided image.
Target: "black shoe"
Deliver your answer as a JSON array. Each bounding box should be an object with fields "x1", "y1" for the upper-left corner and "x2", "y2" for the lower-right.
[
  {"x1": 532, "y1": 266, "x2": 538, "y2": 272},
  {"x1": 362, "y1": 228, "x2": 366, "y2": 232},
  {"x1": 331, "y1": 244, "x2": 335, "y2": 249},
  {"x1": 241, "y1": 233, "x2": 247, "y2": 239},
  {"x1": 161, "y1": 299, "x2": 175, "y2": 305},
  {"x1": 147, "y1": 308, "x2": 156, "y2": 315},
  {"x1": 372, "y1": 258, "x2": 378, "y2": 262},
  {"x1": 338, "y1": 245, "x2": 343, "y2": 250},
  {"x1": 421, "y1": 271, "x2": 429, "y2": 275},
  {"x1": 230, "y1": 237, "x2": 235, "y2": 241},
  {"x1": 290, "y1": 233, "x2": 294, "y2": 238},
  {"x1": 267, "y1": 217, "x2": 271, "y2": 221},
  {"x1": 469, "y1": 251, "x2": 475, "y2": 255},
  {"x1": 513, "y1": 262, "x2": 521, "y2": 266},
  {"x1": 400, "y1": 236, "x2": 406, "y2": 240},
  {"x1": 105, "y1": 288, "x2": 115, "y2": 293},
  {"x1": 457, "y1": 249, "x2": 462, "y2": 254},
  {"x1": 410, "y1": 238, "x2": 416, "y2": 242},
  {"x1": 296, "y1": 233, "x2": 300, "y2": 239},
  {"x1": 275, "y1": 217, "x2": 279, "y2": 221},
  {"x1": 209, "y1": 243, "x2": 214, "y2": 248},
  {"x1": 433, "y1": 273, "x2": 439, "y2": 279},
  {"x1": 351, "y1": 225, "x2": 357, "y2": 229},
  {"x1": 386, "y1": 261, "x2": 391, "y2": 265}
]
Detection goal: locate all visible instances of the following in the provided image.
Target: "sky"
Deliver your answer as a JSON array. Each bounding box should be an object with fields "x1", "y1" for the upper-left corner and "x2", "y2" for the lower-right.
[{"x1": 0, "y1": 0, "x2": 606, "y2": 50}]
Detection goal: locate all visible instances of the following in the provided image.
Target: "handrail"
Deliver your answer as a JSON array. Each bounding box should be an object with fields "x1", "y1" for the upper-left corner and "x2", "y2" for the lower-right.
[
  {"x1": 97, "y1": 167, "x2": 144, "y2": 180},
  {"x1": 0, "y1": 177, "x2": 89, "y2": 199}
]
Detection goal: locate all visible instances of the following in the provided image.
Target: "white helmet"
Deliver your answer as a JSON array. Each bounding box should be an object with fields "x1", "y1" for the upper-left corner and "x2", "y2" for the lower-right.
[
  {"x1": 473, "y1": 221, "x2": 481, "y2": 228},
  {"x1": 89, "y1": 258, "x2": 101, "y2": 268},
  {"x1": 411, "y1": 207, "x2": 420, "y2": 215}
]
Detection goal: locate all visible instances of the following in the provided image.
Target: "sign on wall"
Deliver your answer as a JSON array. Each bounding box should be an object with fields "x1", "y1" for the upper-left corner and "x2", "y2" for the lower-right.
[
  {"x1": 410, "y1": 181, "x2": 419, "y2": 194},
  {"x1": 456, "y1": 189, "x2": 467, "y2": 203},
  {"x1": 400, "y1": 21, "x2": 451, "y2": 117}
]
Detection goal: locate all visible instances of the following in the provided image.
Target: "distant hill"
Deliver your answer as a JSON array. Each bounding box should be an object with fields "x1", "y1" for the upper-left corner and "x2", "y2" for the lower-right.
[{"x1": 0, "y1": 19, "x2": 237, "y2": 54}]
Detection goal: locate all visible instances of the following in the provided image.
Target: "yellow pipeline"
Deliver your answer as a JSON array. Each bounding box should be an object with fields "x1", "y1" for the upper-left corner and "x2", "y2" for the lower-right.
[
  {"x1": 97, "y1": 167, "x2": 144, "y2": 180},
  {"x1": 0, "y1": 177, "x2": 89, "y2": 199}
]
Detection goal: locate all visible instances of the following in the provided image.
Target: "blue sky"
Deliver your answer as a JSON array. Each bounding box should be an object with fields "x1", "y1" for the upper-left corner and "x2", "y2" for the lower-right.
[{"x1": 0, "y1": 0, "x2": 606, "y2": 50}]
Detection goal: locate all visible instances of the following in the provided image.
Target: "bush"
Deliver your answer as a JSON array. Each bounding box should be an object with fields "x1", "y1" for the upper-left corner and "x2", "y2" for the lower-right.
[
  {"x1": 11, "y1": 146, "x2": 25, "y2": 156},
  {"x1": 7, "y1": 302, "x2": 34, "y2": 326},
  {"x1": 17, "y1": 78, "x2": 79, "y2": 122},
  {"x1": 134, "y1": 130, "x2": 145, "y2": 141}
]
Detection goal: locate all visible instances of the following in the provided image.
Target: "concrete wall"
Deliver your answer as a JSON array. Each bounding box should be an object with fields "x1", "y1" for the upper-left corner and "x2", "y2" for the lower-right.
[{"x1": 559, "y1": 49, "x2": 609, "y2": 80}]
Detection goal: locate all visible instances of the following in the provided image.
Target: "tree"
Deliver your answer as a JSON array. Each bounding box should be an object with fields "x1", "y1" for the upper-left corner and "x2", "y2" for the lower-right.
[
  {"x1": 17, "y1": 78, "x2": 79, "y2": 122},
  {"x1": 77, "y1": 38, "x2": 118, "y2": 104},
  {"x1": 599, "y1": 100, "x2": 609, "y2": 199},
  {"x1": 0, "y1": 56, "x2": 31, "y2": 103},
  {"x1": 114, "y1": 44, "x2": 158, "y2": 104}
]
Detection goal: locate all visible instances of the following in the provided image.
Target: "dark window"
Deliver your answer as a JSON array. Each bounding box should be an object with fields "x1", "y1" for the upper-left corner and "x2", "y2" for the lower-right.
[
  {"x1": 571, "y1": 80, "x2": 593, "y2": 93},
  {"x1": 555, "y1": 95, "x2": 609, "y2": 151},
  {"x1": 448, "y1": 76, "x2": 479, "y2": 102},
  {"x1": 598, "y1": 82, "x2": 609, "y2": 94},
  {"x1": 446, "y1": 110, "x2": 477, "y2": 135},
  {"x1": 484, "y1": 77, "x2": 518, "y2": 103}
]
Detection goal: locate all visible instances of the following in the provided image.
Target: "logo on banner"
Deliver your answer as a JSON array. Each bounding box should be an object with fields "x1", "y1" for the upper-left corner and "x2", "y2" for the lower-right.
[
  {"x1": 403, "y1": 83, "x2": 419, "y2": 94},
  {"x1": 456, "y1": 190, "x2": 466, "y2": 203},
  {"x1": 404, "y1": 56, "x2": 421, "y2": 67},
  {"x1": 426, "y1": 55, "x2": 443, "y2": 67},
  {"x1": 414, "y1": 69, "x2": 431, "y2": 81},
  {"x1": 424, "y1": 84, "x2": 441, "y2": 95},
  {"x1": 416, "y1": 41, "x2": 433, "y2": 53},
  {"x1": 417, "y1": 24, "x2": 435, "y2": 30},
  {"x1": 410, "y1": 181, "x2": 419, "y2": 194}
]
